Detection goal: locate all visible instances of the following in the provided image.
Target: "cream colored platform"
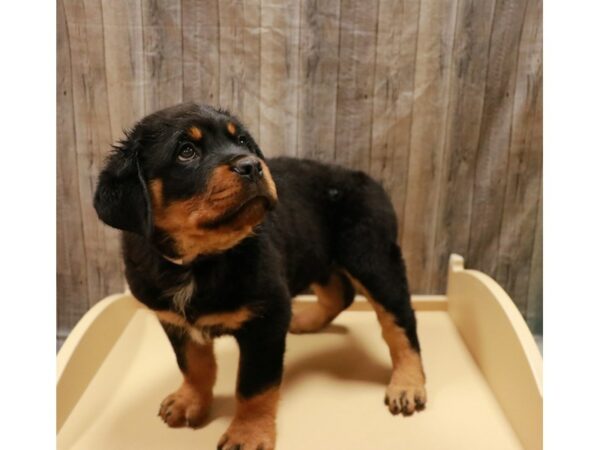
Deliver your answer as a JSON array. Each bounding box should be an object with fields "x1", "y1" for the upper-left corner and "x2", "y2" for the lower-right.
[{"x1": 57, "y1": 255, "x2": 542, "y2": 450}]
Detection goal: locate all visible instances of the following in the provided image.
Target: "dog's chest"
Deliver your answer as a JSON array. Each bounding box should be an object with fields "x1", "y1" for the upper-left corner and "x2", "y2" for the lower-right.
[{"x1": 157, "y1": 275, "x2": 253, "y2": 343}]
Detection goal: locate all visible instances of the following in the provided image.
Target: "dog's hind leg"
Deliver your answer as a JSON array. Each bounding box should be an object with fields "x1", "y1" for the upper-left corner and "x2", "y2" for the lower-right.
[
  {"x1": 289, "y1": 270, "x2": 355, "y2": 334},
  {"x1": 342, "y1": 243, "x2": 427, "y2": 416}
]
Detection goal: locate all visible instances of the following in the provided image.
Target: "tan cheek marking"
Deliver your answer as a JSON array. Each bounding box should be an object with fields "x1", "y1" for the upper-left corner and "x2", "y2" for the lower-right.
[
  {"x1": 152, "y1": 165, "x2": 268, "y2": 261},
  {"x1": 194, "y1": 307, "x2": 253, "y2": 330},
  {"x1": 187, "y1": 126, "x2": 202, "y2": 140},
  {"x1": 154, "y1": 165, "x2": 241, "y2": 233},
  {"x1": 207, "y1": 165, "x2": 241, "y2": 200},
  {"x1": 227, "y1": 122, "x2": 237, "y2": 135},
  {"x1": 149, "y1": 179, "x2": 164, "y2": 209},
  {"x1": 260, "y1": 161, "x2": 278, "y2": 201}
]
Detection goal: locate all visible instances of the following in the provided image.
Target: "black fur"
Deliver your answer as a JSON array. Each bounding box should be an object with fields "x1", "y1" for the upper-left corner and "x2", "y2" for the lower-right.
[{"x1": 94, "y1": 102, "x2": 420, "y2": 401}]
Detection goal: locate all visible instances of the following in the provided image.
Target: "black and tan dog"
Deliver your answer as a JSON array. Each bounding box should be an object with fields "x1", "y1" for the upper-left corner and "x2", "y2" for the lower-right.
[{"x1": 94, "y1": 103, "x2": 426, "y2": 450}]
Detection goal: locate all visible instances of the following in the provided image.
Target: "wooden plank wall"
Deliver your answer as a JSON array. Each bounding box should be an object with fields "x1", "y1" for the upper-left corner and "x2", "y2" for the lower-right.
[{"x1": 57, "y1": 0, "x2": 543, "y2": 342}]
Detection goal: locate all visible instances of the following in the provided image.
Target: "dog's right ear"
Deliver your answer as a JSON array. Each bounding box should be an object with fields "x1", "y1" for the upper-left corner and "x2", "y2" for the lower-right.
[{"x1": 93, "y1": 138, "x2": 153, "y2": 236}]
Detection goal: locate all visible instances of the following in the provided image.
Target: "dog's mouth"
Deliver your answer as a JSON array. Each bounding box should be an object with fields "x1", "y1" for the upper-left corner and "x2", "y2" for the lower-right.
[{"x1": 204, "y1": 193, "x2": 275, "y2": 229}]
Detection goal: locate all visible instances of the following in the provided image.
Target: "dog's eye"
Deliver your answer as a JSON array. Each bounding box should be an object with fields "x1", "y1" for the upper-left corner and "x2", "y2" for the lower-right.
[
  {"x1": 177, "y1": 144, "x2": 197, "y2": 162},
  {"x1": 238, "y1": 135, "x2": 248, "y2": 146}
]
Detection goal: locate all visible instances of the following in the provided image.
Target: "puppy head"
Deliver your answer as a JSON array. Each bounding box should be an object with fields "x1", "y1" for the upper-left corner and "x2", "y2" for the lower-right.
[{"x1": 94, "y1": 103, "x2": 277, "y2": 262}]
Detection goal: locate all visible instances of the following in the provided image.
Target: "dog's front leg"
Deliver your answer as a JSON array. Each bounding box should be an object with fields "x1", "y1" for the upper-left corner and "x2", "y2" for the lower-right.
[
  {"x1": 158, "y1": 322, "x2": 217, "y2": 428},
  {"x1": 218, "y1": 316, "x2": 288, "y2": 450}
]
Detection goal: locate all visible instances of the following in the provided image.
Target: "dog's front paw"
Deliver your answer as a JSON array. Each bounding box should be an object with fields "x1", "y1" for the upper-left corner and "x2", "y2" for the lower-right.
[
  {"x1": 158, "y1": 384, "x2": 212, "y2": 428},
  {"x1": 384, "y1": 383, "x2": 427, "y2": 416},
  {"x1": 217, "y1": 418, "x2": 276, "y2": 450}
]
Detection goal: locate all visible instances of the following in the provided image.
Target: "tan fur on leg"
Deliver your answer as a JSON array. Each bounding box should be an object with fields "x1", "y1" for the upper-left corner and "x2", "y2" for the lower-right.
[
  {"x1": 218, "y1": 388, "x2": 279, "y2": 450},
  {"x1": 372, "y1": 302, "x2": 427, "y2": 415},
  {"x1": 159, "y1": 339, "x2": 217, "y2": 428},
  {"x1": 348, "y1": 274, "x2": 427, "y2": 415},
  {"x1": 289, "y1": 272, "x2": 348, "y2": 333}
]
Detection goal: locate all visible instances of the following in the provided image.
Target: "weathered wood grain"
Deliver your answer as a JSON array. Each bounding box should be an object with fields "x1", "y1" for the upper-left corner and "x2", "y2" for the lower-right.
[
  {"x1": 57, "y1": 0, "x2": 89, "y2": 336},
  {"x1": 467, "y1": 0, "x2": 528, "y2": 278},
  {"x1": 297, "y1": 0, "x2": 342, "y2": 163},
  {"x1": 58, "y1": 0, "x2": 543, "y2": 341},
  {"x1": 142, "y1": 0, "x2": 183, "y2": 111},
  {"x1": 401, "y1": 0, "x2": 459, "y2": 293},
  {"x1": 496, "y1": 0, "x2": 543, "y2": 314},
  {"x1": 181, "y1": 0, "x2": 220, "y2": 104},
  {"x1": 102, "y1": 0, "x2": 145, "y2": 137},
  {"x1": 526, "y1": 187, "x2": 542, "y2": 334},
  {"x1": 370, "y1": 0, "x2": 420, "y2": 237},
  {"x1": 63, "y1": 0, "x2": 125, "y2": 312},
  {"x1": 430, "y1": 0, "x2": 496, "y2": 294},
  {"x1": 259, "y1": 0, "x2": 302, "y2": 157},
  {"x1": 333, "y1": 0, "x2": 379, "y2": 171},
  {"x1": 218, "y1": 0, "x2": 261, "y2": 137}
]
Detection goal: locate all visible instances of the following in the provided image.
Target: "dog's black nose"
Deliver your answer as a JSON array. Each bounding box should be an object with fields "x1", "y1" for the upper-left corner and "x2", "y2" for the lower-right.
[{"x1": 230, "y1": 156, "x2": 263, "y2": 180}]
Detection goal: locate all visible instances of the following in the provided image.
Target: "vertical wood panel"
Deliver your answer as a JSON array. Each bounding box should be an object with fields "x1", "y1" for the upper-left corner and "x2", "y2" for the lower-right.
[
  {"x1": 57, "y1": 0, "x2": 89, "y2": 336},
  {"x1": 181, "y1": 0, "x2": 220, "y2": 104},
  {"x1": 218, "y1": 0, "x2": 262, "y2": 136},
  {"x1": 260, "y1": 0, "x2": 302, "y2": 157},
  {"x1": 496, "y1": 0, "x2": 542, "y2": 313},
  {"x1": 467, "y1": 0, "x2": 528, "y2": 277},
  {"x1": 333, "y1": 0, "x2": 378, "y2": 171},
  {"x1": 401, "y1": 0, "x2": 459, "y2": 293},
  {"x1": 142, "y1": 0, "x2": 183, "y2": 111},
  {"x1": 527, "y1": 189, "x2": 542, "y2": 334},
  {"x1": 63, "y1": 0, "x2": 125, "y2": 309},
  {"x1": 430, "y1": 0, "x2": 496, "y2": 293},
  {"x1": 296, "y1": 0, "x2": 341, "y2": 162},
  {"x1": 102, "y1": 0, "x2": 145, "y2": 136},
  {"x1": 370, "y1": 0, "x2": 420, "y2": 237},
  {"x1": 58, "y1": 0, "x2": 543, "y2": 339}
]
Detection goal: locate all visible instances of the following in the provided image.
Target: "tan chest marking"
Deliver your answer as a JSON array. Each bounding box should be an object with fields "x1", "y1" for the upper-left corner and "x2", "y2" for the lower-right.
[
  {"x1": 166, "y1": 276, "x2": 196, "y2": 315},
  {"x1": 156, "y1": 307, "x2": 253, "y2": 344},
  {"x1": 194, "y1": 307, "x2": 253, "y2": 329},
  {"x1": 156, "y1": 310, "x2": 188, "y2": 328}
]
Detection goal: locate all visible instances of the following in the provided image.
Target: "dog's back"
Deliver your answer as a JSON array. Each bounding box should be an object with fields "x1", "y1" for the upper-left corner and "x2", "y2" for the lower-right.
[{"x1": 265, "y1": 157, "x2": 398, "y2": 297}]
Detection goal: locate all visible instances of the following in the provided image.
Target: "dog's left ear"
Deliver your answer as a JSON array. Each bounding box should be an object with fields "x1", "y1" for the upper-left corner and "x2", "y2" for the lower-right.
[{"x1": 93, "y1": 139, "x2": 153, "y2": 236}]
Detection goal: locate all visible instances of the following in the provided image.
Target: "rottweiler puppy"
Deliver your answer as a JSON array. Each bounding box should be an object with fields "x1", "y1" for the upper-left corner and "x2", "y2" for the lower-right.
[{"x1": 94, "y1": 102, "x2": 426, "y2": 450}]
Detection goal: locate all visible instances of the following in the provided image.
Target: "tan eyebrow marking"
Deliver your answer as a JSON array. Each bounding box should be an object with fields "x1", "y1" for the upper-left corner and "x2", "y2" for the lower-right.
[
  {"x1": 227, "y1": 122, "x2": 237, "y2": 135},
  {"x1": 187, "y1": 126, "x2": 202, "y2": 140}
]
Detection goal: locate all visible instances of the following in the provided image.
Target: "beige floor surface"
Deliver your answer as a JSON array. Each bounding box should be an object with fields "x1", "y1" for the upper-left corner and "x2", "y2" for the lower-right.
[{"x1": 58, "y1": 307, "x2": 522, "y2": 450}]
